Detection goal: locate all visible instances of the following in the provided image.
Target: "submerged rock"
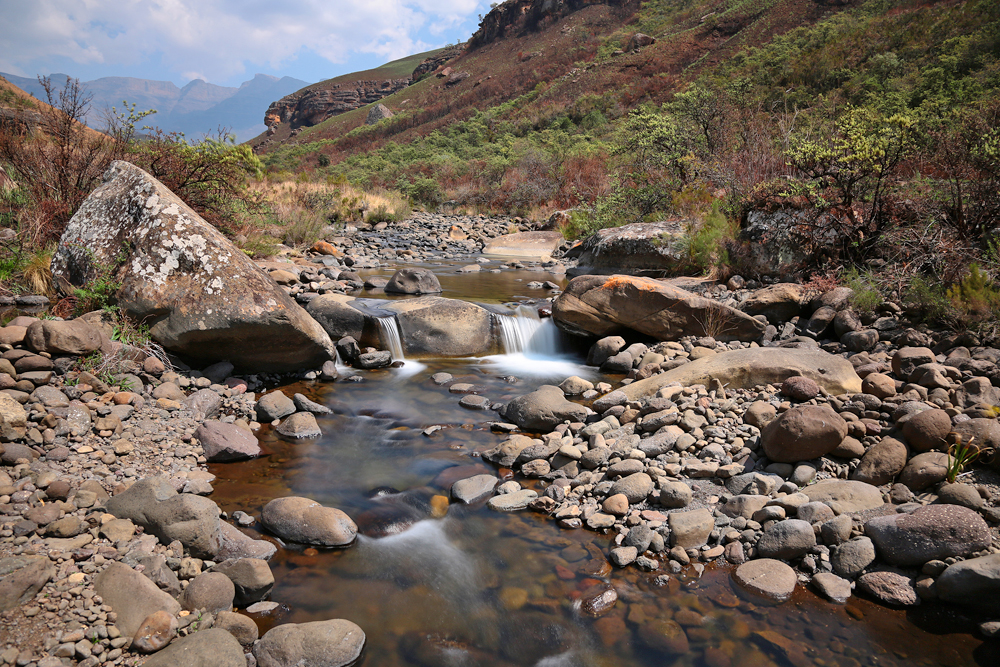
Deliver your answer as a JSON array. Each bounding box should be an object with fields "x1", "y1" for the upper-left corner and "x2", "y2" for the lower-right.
[{"x1": 253, "y1": 619, "x2": 366, "y2": 667}]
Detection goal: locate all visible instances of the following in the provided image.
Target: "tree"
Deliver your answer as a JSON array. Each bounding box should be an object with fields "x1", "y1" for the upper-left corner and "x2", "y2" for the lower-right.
[
  {"x1": 598, "y1": 106, "x2": 694, "y2": 224},
  {"x1": 787, "y1": 105, "x2": 917, "y2": 250}
]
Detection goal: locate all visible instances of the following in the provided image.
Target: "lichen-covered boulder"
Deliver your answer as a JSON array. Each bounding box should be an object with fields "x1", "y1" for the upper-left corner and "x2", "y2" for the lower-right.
[
  {"x1": 552, "y1": 274, "x2": 766, "y2": 342},
  {"x1": 51, "y1": 161, "x2": 335, "y2": 372}
]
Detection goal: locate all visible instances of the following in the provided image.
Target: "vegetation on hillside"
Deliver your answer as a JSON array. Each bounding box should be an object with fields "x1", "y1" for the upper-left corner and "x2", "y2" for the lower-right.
[
  {"x1": 254, "y1": 0, "x2": 1000, "y2": 335},
  {"x1": 0, "y1": 75, "x2": 404, "y2": 302}
]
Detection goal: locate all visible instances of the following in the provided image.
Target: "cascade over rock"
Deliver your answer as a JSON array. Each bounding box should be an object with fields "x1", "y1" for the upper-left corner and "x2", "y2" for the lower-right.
[
  {"x1": 307, "y1": 294, "x2": 504, "y2": 358},
  {"x1": 51, "y1": 161, "x2": 336, "y2": 371},
  {"x1": 552, "y1": 274, "x2": 765, "y2": 342}
]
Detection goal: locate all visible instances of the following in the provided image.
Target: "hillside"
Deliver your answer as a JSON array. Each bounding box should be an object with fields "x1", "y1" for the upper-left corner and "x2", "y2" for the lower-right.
[
  {"x1": 252, "y1": 0, "x2": 1000, "y2": 226},
  {"x1": 1, "y1": 71, "x2": 309, "y2": 141}
]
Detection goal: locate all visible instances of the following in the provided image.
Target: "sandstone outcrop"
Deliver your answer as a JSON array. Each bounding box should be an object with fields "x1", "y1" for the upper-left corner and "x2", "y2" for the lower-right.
[
  {"x1": 553, "y1": 274, "x2": 765, "y2": 342},
  {"x1": 264, "y1": 79, "x2": 410, "y2": 130}
]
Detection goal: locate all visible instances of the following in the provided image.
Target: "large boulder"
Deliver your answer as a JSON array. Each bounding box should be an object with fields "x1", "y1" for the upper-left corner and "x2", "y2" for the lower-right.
[
  {"x1": 106, "y1": 477, "x2": 222, "y2": 558},
  {"x1": 553, "y1": 274, "x2": 765, "y2": 342},
  {"x1": 384, "y1": 297, "x2": 496, "y2": 357},
  {"x1": 482, "y1": 231, "x2": 564, "y2": 259},
  {"x1": 50, "y1": 161, "x2": 335, "y2": 372},
  {"x1": 385, "y1": 268, "x2": 441, "y2": 294},
  {"x1": 566, "y1": 221, "x2": 683, "y2": 277},
  {"x1": 142, "y1": 628, "x2": 247, "y2": 667},
  {"x1": 261, "y1": 496, "x2": 357, "y2": 547},
  {"x1": 254, "y1": 619, "x2": 365, "y2": 667},
  {"x1": 0, "y1": 556, "x2": 55, "y2": 611},
  {"x1": 936, "y1": 554, "x2": 1000, "y2": 612},
  {"x1": 365, "y1": 103, "x2": 394, "y2": 125},
  {"x1": 25, "y1": 319, "x2": 103, "y2": 355},
  {"x1": 305, "y1": 294, "x2": 368, "y2": 343},
  {"x1": 761, "y1": 405, "x2": 848, "y2": 463},
  {"x1": 740, "y1": 284, "x2": 805, "y2": 323},
  {"x1": 500, "y1": 385, "x2": 589, "y2": 431},
  {"x1": 94, "y1": 561, "x2": 182, "y2": 637},
  {"x1": 864, "y1": 504, "x2": 991, "y2": 567},
  {"x1": 621, "y1": 347, "x2": 862, "y2": 400},
  {"x1": 194, "y1": 421, "x2": 261, "y2": 461}
]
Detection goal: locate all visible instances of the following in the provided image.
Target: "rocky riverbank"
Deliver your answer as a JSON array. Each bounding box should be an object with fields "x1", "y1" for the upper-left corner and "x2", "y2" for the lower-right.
[{"x1": 3, "y1": 160, "x2": 1000, "y2": 665}]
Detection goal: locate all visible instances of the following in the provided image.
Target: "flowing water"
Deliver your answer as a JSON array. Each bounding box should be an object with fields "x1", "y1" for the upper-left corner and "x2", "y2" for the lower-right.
[{"x1": 208, "y1": 260, "x2": 995, "y2": 667}]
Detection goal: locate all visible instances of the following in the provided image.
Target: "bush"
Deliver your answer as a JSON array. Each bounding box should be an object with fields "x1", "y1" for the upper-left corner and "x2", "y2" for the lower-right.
[
  {"x1": 365, "y1": 205, "x2": 398, "y2": 225},
  {"x1": 947, "y1": 263, "x2": 1000, "y2": 320},
  {"x1": 408, "y1": 178, "x2": 444, "y2": 207},
  {"x1": 678, "y1": 202, "x2": 738, "y2": 275},
  {"x1": 843, "y1": 268, "x2": 883, "y2": 314},
  {"x1": 280, "y1": 210, "x2": 326, "y2": 247}
]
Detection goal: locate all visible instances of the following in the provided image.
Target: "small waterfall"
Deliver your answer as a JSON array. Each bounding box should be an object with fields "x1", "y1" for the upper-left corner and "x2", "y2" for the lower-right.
[
  {"x1": 496, "y1": 304, "x2": 561, "y2": 356},
  {"x1": 376, "y1": 315, "x2": 405, "y2": 360}
]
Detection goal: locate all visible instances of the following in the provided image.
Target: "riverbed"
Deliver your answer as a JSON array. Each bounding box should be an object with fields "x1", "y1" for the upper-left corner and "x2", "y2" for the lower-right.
[{"x1": 208, "y1": 259, "x2": 992, "y2": 667}]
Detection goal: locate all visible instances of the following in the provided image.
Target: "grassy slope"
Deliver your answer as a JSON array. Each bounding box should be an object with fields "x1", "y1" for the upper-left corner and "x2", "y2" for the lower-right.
[
  {"x1": 254, "y1": 0, "x2": 1000, "y2": 215},
  {"x1": 255, "y1": 0, "x2": 842, "y2": 164}
]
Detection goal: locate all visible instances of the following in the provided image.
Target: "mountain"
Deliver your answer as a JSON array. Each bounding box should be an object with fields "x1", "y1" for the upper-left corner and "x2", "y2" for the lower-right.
[
  {"x1": 258, "y1": 49, "x2": 452, "y2": 141},
  {"x1": 0, "y1": 71, "x2": 309, "y2": 142}
]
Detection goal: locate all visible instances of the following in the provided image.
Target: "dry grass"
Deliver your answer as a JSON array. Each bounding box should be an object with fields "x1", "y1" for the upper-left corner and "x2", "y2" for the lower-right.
[{"x1": 234, "y1": 179, "x2": 411, "y2": 257}]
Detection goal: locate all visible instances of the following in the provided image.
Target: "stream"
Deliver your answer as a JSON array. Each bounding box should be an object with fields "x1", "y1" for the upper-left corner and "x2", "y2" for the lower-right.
[{"x1": 206, "y1": 259, "x2": 993, "y2": 667}]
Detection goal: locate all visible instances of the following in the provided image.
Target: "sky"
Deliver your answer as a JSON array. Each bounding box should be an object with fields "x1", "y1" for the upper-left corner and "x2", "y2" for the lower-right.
[{"x1": 0, "y1": 0, "x2": 494, "y2": 87}]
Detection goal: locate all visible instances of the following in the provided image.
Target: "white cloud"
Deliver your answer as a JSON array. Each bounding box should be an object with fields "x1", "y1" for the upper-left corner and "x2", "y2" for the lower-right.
[{"x1": 0, "y1": 0, "x2": 487, "y2": 82}]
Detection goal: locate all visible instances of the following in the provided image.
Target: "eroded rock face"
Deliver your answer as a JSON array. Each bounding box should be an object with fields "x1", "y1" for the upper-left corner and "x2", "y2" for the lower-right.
[
  {"x1": 552, "y1": 274, "x2": 765, "y2": 342},
  {"x1": 265, "y1": 80, "x2": 410, "y2": 129},
  {"x1": 51, "y1": 161, "x2": 336, "y2": 372}
]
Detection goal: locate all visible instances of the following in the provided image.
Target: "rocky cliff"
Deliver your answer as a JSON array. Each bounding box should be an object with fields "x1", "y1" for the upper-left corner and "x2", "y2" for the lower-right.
[
  {"x1": 264, "y1": 79, "x2": 411, "y2": 130},
  {"x1": 470, "y1": 0, "x2": 638, "y2": 48}
]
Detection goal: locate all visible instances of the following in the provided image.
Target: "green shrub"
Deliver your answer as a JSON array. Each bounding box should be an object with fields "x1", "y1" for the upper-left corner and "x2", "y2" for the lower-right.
[
  {"x1": 408, "y1": 178, "x2": 444, "y2": 207},
  {"x1": 365, "y1": 205, "x2": 398, "y2": 225},
  {"x1": 843, "y1": 268, "x2": 883, "y2": 313},
  {"x1": 904, "y1": 274, "x2": 952, "y2": 321},
  {"x1": 679, "y1": 202, "x2": 738, "y2": 275},
  {"x1": 947, "y1": 263, "x2": 1000, "y2": 318}
]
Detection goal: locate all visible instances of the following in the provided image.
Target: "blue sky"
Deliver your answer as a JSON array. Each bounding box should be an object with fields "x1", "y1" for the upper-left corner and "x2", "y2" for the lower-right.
[{"x1": 0, "y1": 0, "x2": 494, "y2": 87}]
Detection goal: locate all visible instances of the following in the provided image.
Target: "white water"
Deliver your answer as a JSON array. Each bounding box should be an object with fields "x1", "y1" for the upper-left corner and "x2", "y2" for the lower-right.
[
  {"x1": 356, "y1": 519, "x2": 482, "y2": 613},
  {"x1": 485, "y1": 306, "x2": 590, "y2": 379},
  {"x1": 496, "y1": 304, "x2": 562, "y2": 356},
  {"x1": 376, "y1": 315, "x2": 427, "y2": 377}
]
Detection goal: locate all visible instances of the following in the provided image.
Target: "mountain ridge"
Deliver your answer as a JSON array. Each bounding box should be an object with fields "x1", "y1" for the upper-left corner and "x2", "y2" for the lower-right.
[{"x1": 0, "y1": 71, "x2": 309, "y2": 141}]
